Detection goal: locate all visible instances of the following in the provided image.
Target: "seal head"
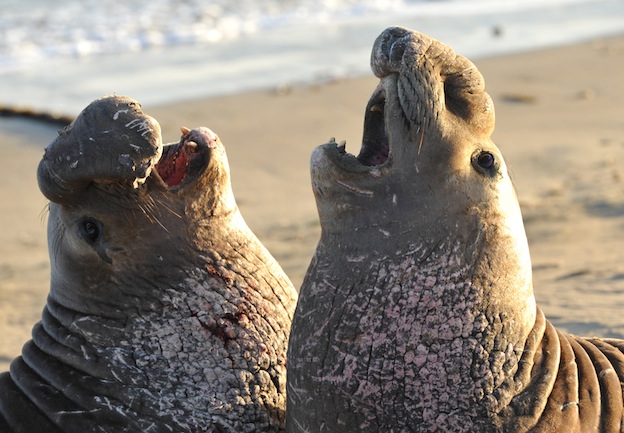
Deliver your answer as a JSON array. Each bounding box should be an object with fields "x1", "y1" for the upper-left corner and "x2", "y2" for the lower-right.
[{"x1": 1, "y1": 96, "x2": 297, "y2": 432}]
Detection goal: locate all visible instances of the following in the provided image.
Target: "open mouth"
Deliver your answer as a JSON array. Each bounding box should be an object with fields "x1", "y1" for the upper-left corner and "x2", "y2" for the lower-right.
[
  {"x1": 357, "y1": 83, "x2": 389, "y2": 166},
  {"x1": 332, "y1": 83, "x2": 390, "y2": 169},
  {"x1": 155, "y1": 127, "x2": 209, "y2": 188}
]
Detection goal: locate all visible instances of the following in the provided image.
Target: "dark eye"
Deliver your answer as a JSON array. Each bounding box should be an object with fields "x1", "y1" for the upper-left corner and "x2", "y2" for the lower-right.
[
  {"x1": 472, "y1": 150, "x2": 498, "y2": 177},
  {"x1": 477, "y1": 152, "x2": 494, "y2": 169},
  {"x1": 78, "y1": 218, "x2": 103, "y2": 244}
]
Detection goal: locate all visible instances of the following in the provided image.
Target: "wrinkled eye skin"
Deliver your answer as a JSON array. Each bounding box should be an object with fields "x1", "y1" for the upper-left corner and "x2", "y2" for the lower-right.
[
  {"x1": 472, "y1": 150, "x2": 499, "y2": 177},
  {"x1": 78, "y1": 218, "x2": 104, "y2": 244}
]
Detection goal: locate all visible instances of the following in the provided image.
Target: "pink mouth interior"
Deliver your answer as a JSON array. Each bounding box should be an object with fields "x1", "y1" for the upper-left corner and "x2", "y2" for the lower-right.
[{"x1": 156, "y1": 145, "x2": 192, "y2": 187}]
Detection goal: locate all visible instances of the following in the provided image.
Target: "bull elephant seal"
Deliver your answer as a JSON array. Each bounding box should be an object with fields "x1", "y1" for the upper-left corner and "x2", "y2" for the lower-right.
[
  {"x1": 286, "y1": 27, "x2": 624, "y2": 432},
  {"x1": 0, "y1": 96, "x2": 297, "y2": 433}
]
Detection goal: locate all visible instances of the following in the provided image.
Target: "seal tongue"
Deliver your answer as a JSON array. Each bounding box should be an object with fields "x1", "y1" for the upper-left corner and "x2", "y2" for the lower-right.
[{"x1": 357, "y1": 83, "x2": 389, "y2": 166}]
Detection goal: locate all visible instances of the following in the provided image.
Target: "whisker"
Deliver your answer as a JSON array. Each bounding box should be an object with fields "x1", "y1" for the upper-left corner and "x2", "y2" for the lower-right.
[
  {"x1": 138, "y1": 202, "x2": 170, "y2": 234},
  {"x1": 137, "y1": 202, "x2": 154, "y2": 223},
  {"x1": 417, "y1": 126, "x2": 425, "y2": 155},
  {"x1": 142, "y1": 195, "x2": 157, "y2": 214},
  {"x1": 39, "y1": 203, "x2": 50, "y2": 225},
  {"x1": 150, "y1": 196, "x2": 183, "y2": 219},
  {"x1": 51, "y1": 223, "x2": 64, "y2": 261},
  {"x1": 150, "y1": 214, "x2": 170, "y2": 234}
]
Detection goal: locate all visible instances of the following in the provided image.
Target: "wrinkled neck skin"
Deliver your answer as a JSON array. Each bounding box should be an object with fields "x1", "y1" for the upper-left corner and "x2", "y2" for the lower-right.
[
  {"x1": 36, "y1": 176, "x2": 291, "y2": 432},
  {"x1": 300, "y1": 159, "x2": 536, "y2": 430},
  {"x1": 287, "y1": 28, "x2": 536, "y2": 432}
]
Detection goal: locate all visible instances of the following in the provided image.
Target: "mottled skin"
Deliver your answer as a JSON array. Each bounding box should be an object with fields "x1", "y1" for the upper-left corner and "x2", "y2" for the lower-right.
[
  {"x1": 0, "y1": 96, "x2": 297, "y2": 432},
  {"x1": 286, "y1": 27, "x2": 624, "y2": 432}
]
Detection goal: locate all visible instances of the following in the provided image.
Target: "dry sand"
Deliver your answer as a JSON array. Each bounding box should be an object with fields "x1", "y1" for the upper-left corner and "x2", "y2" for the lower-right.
[{"x1": 1, "y1": 34, "x2": 623, "y2": 371}]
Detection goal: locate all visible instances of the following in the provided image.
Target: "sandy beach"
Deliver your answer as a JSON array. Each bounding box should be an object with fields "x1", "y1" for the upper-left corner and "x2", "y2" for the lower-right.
[{"x1": 1, "y1": 33, "x2": 623, "y2": 371}]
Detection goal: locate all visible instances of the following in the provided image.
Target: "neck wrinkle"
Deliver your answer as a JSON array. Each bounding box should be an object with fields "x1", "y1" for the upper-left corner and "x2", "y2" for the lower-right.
[
  {"x1": 35, "y1": 298, "x2": 136, "y2": 383},
  {"x1": 492, "y1": 305, "x2": 560, "y2": 431},
  {"x1": 293, "y1": 235, "x2": 535, "y2": 431},
  {"x1": 17, "y1": 300, "x2": 154, "y2": 431}
]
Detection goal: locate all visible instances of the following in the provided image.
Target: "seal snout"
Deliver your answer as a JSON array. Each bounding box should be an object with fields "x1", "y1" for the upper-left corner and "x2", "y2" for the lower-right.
[
  {"x1": 37, "y1": 96, "x2": 163, "y2": 205},
  {"x1": 371, "y1": 26, "x2": 412, "y2": 78}
]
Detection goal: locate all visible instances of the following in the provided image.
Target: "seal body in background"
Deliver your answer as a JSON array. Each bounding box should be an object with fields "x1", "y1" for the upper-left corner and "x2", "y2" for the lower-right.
[
  {"x1": 286, "y1": 27, "x2": 624, "y2": 432},
  {"x1": 0, "y1": 96, "x2": 297, "y2": 433}
]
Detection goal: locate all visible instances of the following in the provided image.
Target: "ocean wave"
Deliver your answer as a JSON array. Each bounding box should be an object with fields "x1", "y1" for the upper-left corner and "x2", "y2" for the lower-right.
[
  {"x1": 0, "y1": 0, "x2": 601, "y2": 72},
  {"x1": 1, "y1": 0, "x2": 622, "y2": 113}
]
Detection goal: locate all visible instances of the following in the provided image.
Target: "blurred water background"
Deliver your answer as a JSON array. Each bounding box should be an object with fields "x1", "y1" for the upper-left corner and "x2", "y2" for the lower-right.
[{"x1": 1, "y1": 0, "x2": 623, "y2": 114}]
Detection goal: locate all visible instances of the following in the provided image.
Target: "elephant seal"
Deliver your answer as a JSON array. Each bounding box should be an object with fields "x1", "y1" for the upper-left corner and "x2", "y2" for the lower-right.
[
  {"x1": 286, "y1": 27, "x2": 624, "y2": 432},
  {"x1": 0, "y1": 96, "x2": 297, "y2": 432}
]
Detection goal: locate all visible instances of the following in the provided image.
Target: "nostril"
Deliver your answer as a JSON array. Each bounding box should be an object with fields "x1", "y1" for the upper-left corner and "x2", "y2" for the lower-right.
[
  {"x1": 381, "y1": 27, "x2": 410, "y2": 62},
  {"x1": 389, "y1": 37, "x2": 407, "y2": 65},
  {"x1": 372, "y1": 27, "x2": 412, "y2": 78}
]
